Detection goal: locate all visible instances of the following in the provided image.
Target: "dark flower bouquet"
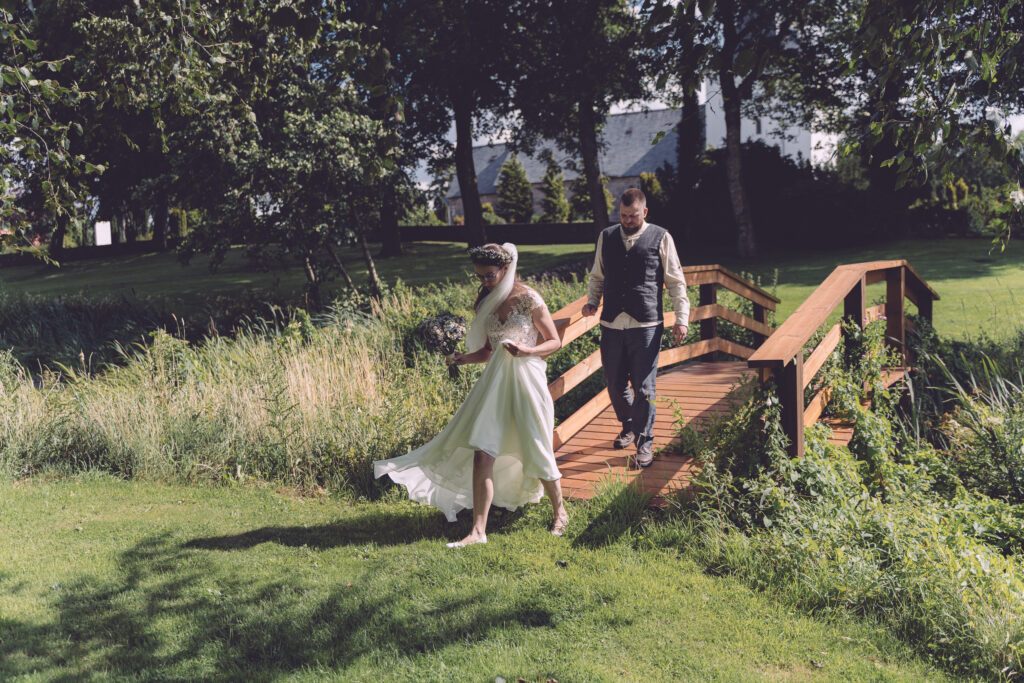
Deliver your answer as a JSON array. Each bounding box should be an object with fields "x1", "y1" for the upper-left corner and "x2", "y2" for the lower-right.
[{"x1": 418, "y1": 312, "x2": 467, "y2": 377}]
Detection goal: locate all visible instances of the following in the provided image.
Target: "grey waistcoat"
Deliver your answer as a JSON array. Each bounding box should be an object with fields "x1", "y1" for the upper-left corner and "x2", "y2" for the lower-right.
[{"x1": 599, "y1": 223, "x2": 666, "y2": 324}]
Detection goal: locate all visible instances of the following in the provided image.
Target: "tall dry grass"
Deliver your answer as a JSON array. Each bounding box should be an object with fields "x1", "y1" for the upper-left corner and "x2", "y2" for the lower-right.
[{"x1": 0, "y1": 277, "x2": 591, "y2": 495}]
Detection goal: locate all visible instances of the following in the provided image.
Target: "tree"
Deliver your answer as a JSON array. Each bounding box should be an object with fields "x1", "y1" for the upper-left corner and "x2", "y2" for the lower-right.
[
  {"x1": 34, "y1": 0, "x2": 200, "y2": 253},
  {"x1": 0, "y1": 6, "x2": 93, "y2": 258},
  {"x1": 570, "y1": 176, "x2": 613, "y2": 223},
  {"x1": 538, "y1": 153, "x2": 570, "y2": 222},
  {"x1": 852, "y1": 0, "x2": 1024, "y2": 246},
  {"x1": 496, "y1": 156, "x2": 534, "y2": 224},
  {"x1": 642, "y1": 0, "x2": 710, "y2": 241},
  {"x1": 391, "y1": 0, "x2": 523, "y2": 247},
  {"x1": 512, "y1": 0, "x2": 646, "y2": 236},
  {"x1": 140, "y1": 2, "x2": 390, "y2": 305},
  {"x1": 347, "y1": 1, "x2": 452, "y2": 259},
  {"x1": 639, "y1": 172, "x2": 669, "y2": 222}
]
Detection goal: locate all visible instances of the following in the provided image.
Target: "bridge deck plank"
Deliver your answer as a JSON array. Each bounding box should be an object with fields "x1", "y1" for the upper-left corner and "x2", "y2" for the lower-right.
[{"x1": 556, "y1": 360, "x2": 755, "y2": 503}]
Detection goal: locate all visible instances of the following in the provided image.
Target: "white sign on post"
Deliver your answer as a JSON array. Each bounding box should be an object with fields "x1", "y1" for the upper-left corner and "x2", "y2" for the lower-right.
[{"x1": 94, "y1": 221, "x2": 112, "y2": 246}]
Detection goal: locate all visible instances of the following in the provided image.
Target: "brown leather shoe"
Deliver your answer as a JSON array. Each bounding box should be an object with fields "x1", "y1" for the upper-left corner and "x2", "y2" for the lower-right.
[
  {"x1": 613, "y1": 430, "x2": 635, "y2": 449},
  {"x1": 635, "y1": 438, "x2": 654, "y2": 468}
]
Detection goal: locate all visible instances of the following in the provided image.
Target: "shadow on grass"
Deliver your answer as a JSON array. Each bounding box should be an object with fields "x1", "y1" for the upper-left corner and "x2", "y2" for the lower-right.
[
  {"x1": 0, "y1": 528, "x2": 558, "y2": 680},
  {"x1": 572, "y1": 480, "x2": 651, "y2": 550},
  {"x1": 184, "y1": 505, "x2": 528, "y2": 551}
]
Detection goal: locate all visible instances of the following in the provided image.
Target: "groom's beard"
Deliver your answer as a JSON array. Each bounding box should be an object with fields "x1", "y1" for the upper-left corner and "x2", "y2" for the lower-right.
[{"x1": 621, "y1": 225, "x2": 641, "y2": 235}]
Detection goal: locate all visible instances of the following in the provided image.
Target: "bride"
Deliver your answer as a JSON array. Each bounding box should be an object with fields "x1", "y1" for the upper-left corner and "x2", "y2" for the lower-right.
[{"x1": 374, "y1": 242, "x2": 568, "y2": 546}]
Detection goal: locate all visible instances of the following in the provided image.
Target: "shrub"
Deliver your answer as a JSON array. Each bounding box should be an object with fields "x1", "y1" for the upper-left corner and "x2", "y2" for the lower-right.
[
  {"x1": 538, "y1": 154, "x2": 570, "y2": 223},
  {"x1": 663, "y1": 318, "x2": 1024, "y2": 679},
  {"x1": 569, "y1": 176, "x2": 613, "y2": 223},
  {"x1": 496, "y1": 156, "x2": 534, "y2": 224}
]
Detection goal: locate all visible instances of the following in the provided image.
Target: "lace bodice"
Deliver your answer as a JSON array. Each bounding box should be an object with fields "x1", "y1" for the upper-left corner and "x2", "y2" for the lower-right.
[{"x1": 486, "y1": 288, "x2": 546, "y2": 351}]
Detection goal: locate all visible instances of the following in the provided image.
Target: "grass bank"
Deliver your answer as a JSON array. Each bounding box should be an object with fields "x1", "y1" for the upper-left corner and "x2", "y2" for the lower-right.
[{"x1": 0, "y1": 475, "x2": 949, "y2": 681}]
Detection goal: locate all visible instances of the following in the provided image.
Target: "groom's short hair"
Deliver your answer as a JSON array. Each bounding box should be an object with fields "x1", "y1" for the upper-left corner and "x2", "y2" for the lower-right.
[{"x1": 620, "y1": 188, "x2": 646, "y2": 207}]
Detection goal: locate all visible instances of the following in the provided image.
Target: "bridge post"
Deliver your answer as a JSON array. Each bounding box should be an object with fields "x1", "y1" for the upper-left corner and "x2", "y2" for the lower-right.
[
  {"x1": 699, "y1": 283, "x2": 718, "y2": 360},
  {"x1": 843, "y1": 275, "x2": 866, "y2": 366},
  {"x1": 752, "y1": 303, "x2": 767, "y2": 347},
  {"x1": 699, "y1": 283, "x2": 717, "y2": 341},
  {"x1": 778, "y1": 353, "x2": 805, "y2": 458},
  {"x1": 885, "y1": 266, "x2": 906, "y2": 362}
]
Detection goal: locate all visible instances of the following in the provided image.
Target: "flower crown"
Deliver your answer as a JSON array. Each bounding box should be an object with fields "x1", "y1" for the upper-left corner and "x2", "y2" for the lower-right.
[{"x1": 468, "y1": 245, "x2": 512, "y2": 267}]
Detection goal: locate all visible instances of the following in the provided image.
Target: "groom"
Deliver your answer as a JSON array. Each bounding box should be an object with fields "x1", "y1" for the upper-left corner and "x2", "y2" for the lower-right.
[{"x1": 581, "y1": 188, "x2": 690, "y2": 467}]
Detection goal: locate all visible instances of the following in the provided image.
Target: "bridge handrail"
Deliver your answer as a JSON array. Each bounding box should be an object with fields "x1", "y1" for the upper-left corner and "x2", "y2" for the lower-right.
[
  {"x1": 746, "y1": 259, "x2": 939, "y2": 458},
  {"x1": 748, "y1": 260, "x2": 937, "y2": 369}
]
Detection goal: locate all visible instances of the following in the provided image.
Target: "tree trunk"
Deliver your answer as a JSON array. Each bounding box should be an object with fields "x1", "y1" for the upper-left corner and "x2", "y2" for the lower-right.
[
  {"x1": 302, "y1": 252, "x2": 322, "y2": 309},
  {"x1": 49, "y1": 214, "x2": 69, "y2": 259},
  {"x1": 112, "y1": 213, "x2": 125, "y2": 244},
  {"x1": 176, "y1": 208, "x2": 187, "y2": 240},
  {"x1": 153, "y1": 191, "x2": 170, "y2": 250},
  {"x1": 675, "y1": 0, "x2": 704, "y2": 243},
  {"x1": 452, "y1": 91, "x2": 487, "y2": 247},
  {"x1": 720, "y1": 73, "x2": 757, "y2": 258},
  {"x1": 676, "y1": 87, "x2": 704, "y2": 242},
  {"x1": 376, "y1": 185, "x2": 403, "y2": 258},
  {"x1": 359, "y1": 234, "x2": 384, "y2": 299},
  {"x1": 125, "y1": 206, "x2": 142, "y2": 243},
  {"x1": 326, "y1": 242, "x2": 356, "y2": 290},
  {"x1": 578, "y1": 96, "x2": 609, "y2": 234}
]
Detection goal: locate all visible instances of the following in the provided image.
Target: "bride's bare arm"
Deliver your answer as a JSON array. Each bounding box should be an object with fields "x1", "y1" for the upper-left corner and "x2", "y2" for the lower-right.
[
  {"x1": 450, "y1": 340, "x2": 492, "y2": 365},
  {"x1": 525, "y1": 305, "x2": 562, "y2": 358}
]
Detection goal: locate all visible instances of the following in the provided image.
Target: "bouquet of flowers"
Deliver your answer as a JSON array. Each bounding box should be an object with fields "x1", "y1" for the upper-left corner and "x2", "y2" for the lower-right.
[{"x1": 418, "y1": 312, "x2": 467, "y2": 378}]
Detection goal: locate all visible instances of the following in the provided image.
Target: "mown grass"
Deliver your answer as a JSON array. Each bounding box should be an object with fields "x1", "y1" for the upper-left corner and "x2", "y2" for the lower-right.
[
  {"x1": 2, "y1": 238, "x2": 1021, "y2": 342},
  {"x1": 0, "y1": 475, "x2": 950, "y2": 682},
  {"x1": 725, "y1": 238, "x2": 1024, "y2": 340},
  {"x1": 0, "y1": 242, "x2": 593, "y2": 305}
]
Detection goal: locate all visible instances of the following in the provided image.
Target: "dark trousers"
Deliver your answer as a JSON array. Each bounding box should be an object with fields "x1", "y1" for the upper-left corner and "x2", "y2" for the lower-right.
[{"x1": 600, "y1": 324, "x2": 663, "y2": 443}]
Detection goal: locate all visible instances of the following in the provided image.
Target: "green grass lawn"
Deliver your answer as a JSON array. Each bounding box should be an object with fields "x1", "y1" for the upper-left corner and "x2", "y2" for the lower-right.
[
  {"x1": 716, "y1": 238, "x2": 1024, "y2": 340},
  {"x1": 0, "y1": 476, "x2": 949, "y2": 682},
  {"x1": 0, "y1": 242, "x2": 593, "y2": 307},
  {"x1": 1, "y1": 237, "x2": 1019, "y2": 339}
]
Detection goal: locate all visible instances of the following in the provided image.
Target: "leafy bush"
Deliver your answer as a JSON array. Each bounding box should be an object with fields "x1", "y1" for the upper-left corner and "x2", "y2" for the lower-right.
[
  {"x1": 658, "y1": 319, "x2": 1024, "y2": 679},
  {"x1": 674, "y1": 141, "x2": 881, "y2": 249}
]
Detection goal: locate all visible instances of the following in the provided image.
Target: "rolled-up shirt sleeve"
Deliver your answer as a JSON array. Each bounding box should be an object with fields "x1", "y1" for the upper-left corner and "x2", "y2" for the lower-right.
[
  {"x1": 660, "y1": 234, "x2": 690, "y2": 325},
  {"x1": 586, "y1": 232, "x2": 605, "y2": 308}
]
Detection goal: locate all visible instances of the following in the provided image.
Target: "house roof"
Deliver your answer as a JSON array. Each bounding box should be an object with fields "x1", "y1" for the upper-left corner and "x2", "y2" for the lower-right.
[{"x1": 447, "y1": 107, "x2": 686, "y2": 200}]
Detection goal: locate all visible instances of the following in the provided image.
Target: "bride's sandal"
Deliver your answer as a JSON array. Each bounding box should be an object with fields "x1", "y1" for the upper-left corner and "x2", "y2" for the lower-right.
[{"x1": 550, "y1": 510, "x2": 569, "y2": 537}]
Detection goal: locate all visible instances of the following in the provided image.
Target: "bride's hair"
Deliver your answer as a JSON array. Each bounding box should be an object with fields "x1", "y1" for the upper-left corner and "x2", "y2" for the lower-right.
[{"x1": 471, "y1": 243, "x2": 517, "y2": 310}]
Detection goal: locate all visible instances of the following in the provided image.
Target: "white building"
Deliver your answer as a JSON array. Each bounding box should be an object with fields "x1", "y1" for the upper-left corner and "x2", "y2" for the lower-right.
[{"x1": 446, "y1": 83, "x2": 836, "y2": 224}]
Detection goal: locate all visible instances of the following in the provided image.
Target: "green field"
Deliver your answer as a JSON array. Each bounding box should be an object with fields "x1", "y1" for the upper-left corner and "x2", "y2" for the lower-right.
[
  {"x1": 1, "y1": 238, "x2": 1019, "y2": 339},
  {"x1": 0, "y1": 476, "x2": 949, "y2": 682},
  {"x1": 727, "y1": 238, "x2": 1024, "y2": 340},
  {"x1": 0, "y1": 243, "x2": 593, "y2": 305}
]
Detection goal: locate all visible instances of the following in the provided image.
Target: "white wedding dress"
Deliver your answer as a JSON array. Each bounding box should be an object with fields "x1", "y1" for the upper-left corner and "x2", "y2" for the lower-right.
[{"x1": 373, "y1": 248, "x2": 561, "y2": 522}]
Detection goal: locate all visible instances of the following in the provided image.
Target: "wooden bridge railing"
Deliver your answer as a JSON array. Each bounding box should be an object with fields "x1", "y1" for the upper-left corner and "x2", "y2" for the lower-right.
[
  {"x1": 746, "y1": 260, "x2": 940, "y2": 457},
  {"x1": 547, "y1": 265, "x2": 780, "y2": 450}
]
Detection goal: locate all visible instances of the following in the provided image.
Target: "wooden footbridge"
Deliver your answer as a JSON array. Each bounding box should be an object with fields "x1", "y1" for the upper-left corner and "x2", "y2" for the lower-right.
[{"x1": 547, "y1": 262, "x2": 939, "y2": 502}]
